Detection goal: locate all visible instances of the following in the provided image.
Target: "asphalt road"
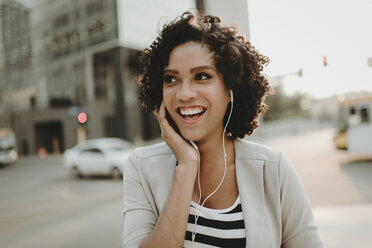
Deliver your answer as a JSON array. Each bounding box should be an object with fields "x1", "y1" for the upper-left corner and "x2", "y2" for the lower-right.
[
  {"x1": 0, "y1": 156, "x2": 123, "y2": 248},
  {"x1": 0, "y1": 126, "x2": 371, "y2": 248}
]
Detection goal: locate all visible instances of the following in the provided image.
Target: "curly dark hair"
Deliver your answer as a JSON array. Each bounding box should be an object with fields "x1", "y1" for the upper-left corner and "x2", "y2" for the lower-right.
[{"x1": 138, "y1": 11, "x2": 271, "y2": 139}]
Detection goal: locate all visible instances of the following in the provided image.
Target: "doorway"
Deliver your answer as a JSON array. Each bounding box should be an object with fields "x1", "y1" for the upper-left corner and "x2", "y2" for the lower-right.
[{"x1": 34, "y1": 121, "x2": 64, "y2": 154}]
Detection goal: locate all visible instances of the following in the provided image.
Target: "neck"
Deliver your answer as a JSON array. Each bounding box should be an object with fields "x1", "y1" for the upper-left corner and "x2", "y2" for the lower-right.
[{"x1": 196, "y1": 133, "x2": 235, "y2": 169}]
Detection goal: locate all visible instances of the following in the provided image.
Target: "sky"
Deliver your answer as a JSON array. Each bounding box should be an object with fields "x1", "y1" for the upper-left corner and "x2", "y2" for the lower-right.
[
  {"x1": 18, "y1": 0, "x2": 372, "y2": 99},
  {"x1": 247, "y1": 0, "x2": 372, "y2": 98}
]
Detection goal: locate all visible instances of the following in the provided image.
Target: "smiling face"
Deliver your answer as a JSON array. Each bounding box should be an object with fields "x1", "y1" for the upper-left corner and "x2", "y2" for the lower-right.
[{"x1": 162, "y1": 41, "x2": 230, "y2": 143}]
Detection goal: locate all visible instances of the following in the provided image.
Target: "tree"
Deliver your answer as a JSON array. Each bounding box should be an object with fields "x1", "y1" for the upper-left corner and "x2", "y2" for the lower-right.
[{"x1": 264, "y1": 85, "x2": 309, "y2": 121}]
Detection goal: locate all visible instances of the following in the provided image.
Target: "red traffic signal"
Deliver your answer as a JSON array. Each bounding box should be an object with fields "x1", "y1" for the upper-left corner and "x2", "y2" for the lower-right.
[
  {"x1": 323, "y1": 56, "x2": 327, "y2": 67},
  {"x1": 77, "y1": 112, "x2": 88, "y2": 124}
]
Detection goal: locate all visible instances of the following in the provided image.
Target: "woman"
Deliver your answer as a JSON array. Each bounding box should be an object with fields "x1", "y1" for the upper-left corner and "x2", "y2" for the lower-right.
[{"x1": 123, "y1": 11, "x2": 323, "y2": 248}]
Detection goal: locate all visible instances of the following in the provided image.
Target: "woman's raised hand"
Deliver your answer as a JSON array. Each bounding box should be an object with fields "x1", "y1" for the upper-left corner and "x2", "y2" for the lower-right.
[
  {"x1": 156, "y1": 102, "x2": 199, "y2": 167},
  {"x1": 137, "y1": 103, "x2": 199, "y2": 248}
]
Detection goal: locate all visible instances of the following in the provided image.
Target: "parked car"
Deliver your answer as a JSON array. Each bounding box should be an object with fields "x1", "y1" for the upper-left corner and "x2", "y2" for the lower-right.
[
  {"x1": 63, "y1": 138, "x2": 134, "y2": 178},
  {"x1": 0, "y1": 128, "x2": 18, "y2": 165}
]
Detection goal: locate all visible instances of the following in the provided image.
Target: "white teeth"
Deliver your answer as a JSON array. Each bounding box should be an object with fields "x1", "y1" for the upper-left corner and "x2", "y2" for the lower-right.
[{"x1": 179, "y1": 107, "x2": 204, "y2": 116}]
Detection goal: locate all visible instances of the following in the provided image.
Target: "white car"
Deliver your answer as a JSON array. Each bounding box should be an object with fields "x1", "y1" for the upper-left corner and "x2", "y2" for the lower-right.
[
  {"x1": 63, "y1": 138, "x2": 134, "y2": 178},
  {"x1": 0, "y1": 128, "x2": 18, "y2": 165}
]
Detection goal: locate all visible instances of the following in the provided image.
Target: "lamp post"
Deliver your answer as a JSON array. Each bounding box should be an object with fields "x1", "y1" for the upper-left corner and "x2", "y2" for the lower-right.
[
  {"x1": 270, "y1": 68, "x2": 303, "y2": 81},
  {"x1": 268, "y1": 68, "x2": 303, "y2": 86}
]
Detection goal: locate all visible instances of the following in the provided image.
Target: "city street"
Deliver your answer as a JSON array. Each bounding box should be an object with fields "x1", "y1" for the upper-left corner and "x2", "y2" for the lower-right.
[
  {"x1": 1, "y1": 127, "x2": 372, "y2": 248},
  {"x1": 2, "y1": 1, "x2": 372, "y2": 248},
  {"x1": 0, "y1": 156, "x2": 123, "y2": 248},
  {"x1": 254, "y1": 127, "x2": 372, "y2": 248}
]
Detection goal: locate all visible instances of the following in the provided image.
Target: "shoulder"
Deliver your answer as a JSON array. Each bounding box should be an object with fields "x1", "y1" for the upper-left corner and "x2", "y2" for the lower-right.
[
  {"x1": 125, "y1": 142, "x2": 176, "y2": 172},
  {"x1": 234, "y1": 138, "x2": 282, "y2": 164},
  {"x1": 235, "y1": 139, "x2": 299, "y2": 184},
  {"x1": 124, "y1": 142, "x2": 176, "y2": 199},
  {"x1": 133, "y1": 142, "x2": 173, "y2": 159}
]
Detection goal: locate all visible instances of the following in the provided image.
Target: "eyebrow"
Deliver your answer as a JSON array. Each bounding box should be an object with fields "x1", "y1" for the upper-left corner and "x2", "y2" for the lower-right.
[
  {"x1": 164, "y1": 65, "x2": 216, "y2": 75},
  {"x1": 191, "y1": 65, "x2": 215, "y2": 73}
]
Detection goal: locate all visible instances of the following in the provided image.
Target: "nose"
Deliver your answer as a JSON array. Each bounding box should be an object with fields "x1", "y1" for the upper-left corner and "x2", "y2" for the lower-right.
[{"x1": 176, "y1": 81, "x2": 197, "y2": 102}]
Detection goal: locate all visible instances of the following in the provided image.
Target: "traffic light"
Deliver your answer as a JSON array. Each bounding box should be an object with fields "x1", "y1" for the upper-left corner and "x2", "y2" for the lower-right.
[
  {"x1": 323, "y1": 56, "x2": 327, "y2": 67},
  {"x1": 77, "y1": 112, "x2": 90, "y2": 129}
]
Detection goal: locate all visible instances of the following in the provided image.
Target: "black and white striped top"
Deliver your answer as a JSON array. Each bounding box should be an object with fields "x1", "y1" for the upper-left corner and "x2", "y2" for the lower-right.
[{"x1": 183, "y1": 196, "x2": 246, "y2": 248}]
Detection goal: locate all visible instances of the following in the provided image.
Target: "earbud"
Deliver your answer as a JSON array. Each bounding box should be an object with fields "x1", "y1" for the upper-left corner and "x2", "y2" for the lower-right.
[{"x1": 229, "y1": 89, "x2": 234, "y2": 103}]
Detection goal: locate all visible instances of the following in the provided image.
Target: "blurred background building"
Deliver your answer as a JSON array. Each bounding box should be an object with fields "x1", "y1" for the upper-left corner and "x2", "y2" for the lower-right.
[
  {"x1": 0, "y1": 0, "x2": 251, "y2": 155},
  {"x1": 0, "y1": 0, "x2": 32, "y2": 116}
]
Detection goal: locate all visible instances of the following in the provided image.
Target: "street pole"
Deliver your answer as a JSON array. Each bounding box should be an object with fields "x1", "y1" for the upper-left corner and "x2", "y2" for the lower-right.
[
  {"x1": 270, "y1": 68, "x2": 303, "y2": 81},
  {"x1": 268, "y1": 68, "x2": 303, "y2": 86}
]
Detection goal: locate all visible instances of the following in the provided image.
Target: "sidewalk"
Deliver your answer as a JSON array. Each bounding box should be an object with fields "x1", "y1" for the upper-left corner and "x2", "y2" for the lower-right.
[{"x1": 314, "y1": 203, "x2": 372, "y2": 248}]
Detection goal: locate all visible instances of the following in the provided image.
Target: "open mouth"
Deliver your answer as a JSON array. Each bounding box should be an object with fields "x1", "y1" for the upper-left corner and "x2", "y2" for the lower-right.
[{"x1": 177, "y1": 106, "x2": 206, "y2": 121}]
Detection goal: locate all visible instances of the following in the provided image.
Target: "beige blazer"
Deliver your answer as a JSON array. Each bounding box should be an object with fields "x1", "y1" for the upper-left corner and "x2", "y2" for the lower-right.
[{"x1": 123, "y1": 138, "x2": 324, "y2": 248}]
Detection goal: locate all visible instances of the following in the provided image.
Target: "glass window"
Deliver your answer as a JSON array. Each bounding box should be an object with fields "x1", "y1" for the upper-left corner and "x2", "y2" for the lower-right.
[
  {"x1": 82, "y1": 148, "x2": 103, "y2": 154},
  {"x1": 361, "y1": 107, "x2": 370, "y2": 123}
]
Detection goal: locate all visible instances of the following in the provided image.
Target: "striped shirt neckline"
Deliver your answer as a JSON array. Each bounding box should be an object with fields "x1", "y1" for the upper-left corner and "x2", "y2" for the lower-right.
[
  {"x1": 184, "y1": 195, "x2": 246, "y2": 248},
  {"x1": 190, "y1": 195, "x2": 241, "y2": 213}
]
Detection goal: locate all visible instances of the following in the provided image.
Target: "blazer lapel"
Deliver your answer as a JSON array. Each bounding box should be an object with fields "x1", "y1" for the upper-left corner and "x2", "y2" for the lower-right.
[
  {"x1": 235, "y1": 140, "x2": 265, "y2": 247},
  {"x1": 146, "y1": 153, "x2": 177, "y2": 218}
]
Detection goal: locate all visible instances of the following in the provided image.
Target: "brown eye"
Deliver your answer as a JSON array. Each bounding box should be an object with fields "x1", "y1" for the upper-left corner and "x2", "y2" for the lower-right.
[
  {"x1": 195, "y1": 72, "x2": 211, "y2": 81},
  {"x1": 164, "y1": 75, "x2": 176, "y2": 84}
]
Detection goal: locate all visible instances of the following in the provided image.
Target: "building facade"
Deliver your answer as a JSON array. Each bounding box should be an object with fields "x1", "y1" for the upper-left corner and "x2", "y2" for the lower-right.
[
  {"x1": 0, "y1": 0, "x2": 32, "y2": 116},
  {"x1": 2, "y1": 0, "x2": 196, "y2": 155},
  {"x1": 1, "y1": 0, "x2": 251, "y2": 155}
]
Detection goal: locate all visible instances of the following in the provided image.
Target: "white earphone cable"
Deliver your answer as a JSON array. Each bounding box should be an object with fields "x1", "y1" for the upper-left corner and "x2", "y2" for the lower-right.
[{"x1": 191, "y1": 91, "x2": 234, "y2": 246}]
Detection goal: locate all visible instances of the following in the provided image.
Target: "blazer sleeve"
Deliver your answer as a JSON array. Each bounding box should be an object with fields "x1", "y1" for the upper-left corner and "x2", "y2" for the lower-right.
[
  {"x1": 279, "y1": 152, "x2": 324, "y2": 248},
  {"x1": 122, "y1": 150, "x2": 156, "y2": 248}
]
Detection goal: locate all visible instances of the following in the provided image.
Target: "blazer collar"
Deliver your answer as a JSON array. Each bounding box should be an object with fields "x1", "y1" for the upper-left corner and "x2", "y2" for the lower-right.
[
  {"x1": 153, "y1": 139, "x2": 266, "y2": 246},
  {"x1": 234, "y1": 138, "x2": 265, "y2": 247}
]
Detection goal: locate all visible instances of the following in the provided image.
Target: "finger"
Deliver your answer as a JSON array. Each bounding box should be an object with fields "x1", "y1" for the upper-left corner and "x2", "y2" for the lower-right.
[
  {"x1": 157, "y1": 104, "x2": 192, "y2": 150},
  {"x1": 156, "y1": 104, "x2": 197, "y2": 163},
  {"x1": 153, "y1": 108, "x2": 159, "y2": 117},
  {"x1": 158, "y1": 102, "x2": 175, "y2": 133},
  {"x1": 157, "y1": 103, "x2": 166, "y2": 126},
  {"x1": 156, "y1": 103, "x2": 165, "y2": 133},
  {"x1": 154, "y1": 102, "x2": 164, "y2": 117},
  {"x1": 157, "y1": 102, "x2": 165, "y2": 120}
]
